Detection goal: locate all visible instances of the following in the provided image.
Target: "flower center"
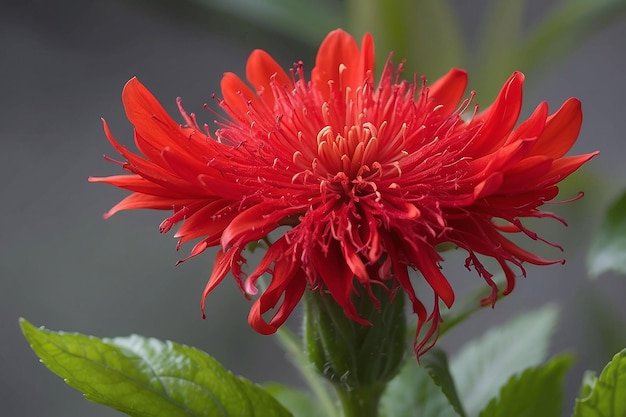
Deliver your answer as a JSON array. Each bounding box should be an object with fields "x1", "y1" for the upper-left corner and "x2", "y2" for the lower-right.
[{"x1": 316, "y1": 122, "x2": 383, "y2": 179}]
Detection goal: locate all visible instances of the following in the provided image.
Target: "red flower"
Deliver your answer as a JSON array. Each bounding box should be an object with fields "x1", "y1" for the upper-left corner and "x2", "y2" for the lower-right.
[{"x1": 90, "y1": 29, "x2": 597, "y2": 356}]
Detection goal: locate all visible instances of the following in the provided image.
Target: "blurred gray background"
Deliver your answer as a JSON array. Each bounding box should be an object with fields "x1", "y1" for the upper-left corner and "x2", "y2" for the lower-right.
[{"x1": 1, "y1": 1, "x2": 625, "y2": 416}]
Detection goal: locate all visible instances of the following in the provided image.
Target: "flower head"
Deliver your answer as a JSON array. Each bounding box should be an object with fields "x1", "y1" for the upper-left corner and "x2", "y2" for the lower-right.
[{"x1": 91, "y1": 29, "x2": 597, "y2": 356}]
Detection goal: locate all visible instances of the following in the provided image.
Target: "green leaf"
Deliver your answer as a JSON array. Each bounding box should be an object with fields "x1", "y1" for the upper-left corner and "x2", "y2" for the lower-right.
[
  {"x1": 380, "y1": 358, "x2": 460, "y2": 417},
  {"x1": 578, "y1": 370, "x2": 597, "y2": 399},
  {"x1": 478, "y1": 355, "x2": 573, "y2": 417},
  {"x1": 265, "y1": 384, "x2": 320, "y2": 417},
  {"x1": 450, "y1": 305, "x2": 559, "y2": 417},
  {"x1": 588, "y1": 191, "x2": 626, "y2": 277},
  {"x1": 573, "y1": 348, "x2": 626, "y2": 417},
  {"x1": 20, "y1": 319, "x2": 292, "y2": 417},
  {"x1": 422, "y1": 349, "x2": 467, "y2": 417}
]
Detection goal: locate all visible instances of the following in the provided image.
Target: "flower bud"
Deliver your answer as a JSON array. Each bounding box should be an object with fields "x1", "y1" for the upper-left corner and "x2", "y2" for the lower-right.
[{"x1": 304, "y1": 282, "x2": 406, "y2": 390}]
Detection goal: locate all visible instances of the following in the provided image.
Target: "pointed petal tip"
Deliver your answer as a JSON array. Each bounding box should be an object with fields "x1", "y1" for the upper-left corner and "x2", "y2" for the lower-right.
[
  {"x1": 326, "y1": 28, "x2": 352, "y2": 39},
  {"x1": 564, "y1": 96, "x2": 582, "y2": 108},
  {"x1": 504, "y1": 71, "x2": 525, "y2": 94},
  {"x1": 446, "y1": 67, "x2": 468, "y2": 80},
  {"x1": 244, "y1": 280, "x2": 259, "y2": 296},
  {"x1": 511, "y1": 70, "x2": 526, "y2": 82},
  {"x1": 121, "y1": 77, "x2": 143, "y2": 99},
  {"x1": 123, "y1": 76, "x2": 140, "y2": 88},
  {"x1": 102, "y1": 209, "x2": 115, "y2": 220},
  {"x1": 361, "y1": 31, "x2": 373, "y2": 45},
  {"x1": 220, "y1": 71, "x2": 259, "y2": 118}
]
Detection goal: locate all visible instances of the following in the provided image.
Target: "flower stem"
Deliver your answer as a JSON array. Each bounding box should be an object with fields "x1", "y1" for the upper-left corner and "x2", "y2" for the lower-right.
[{"x1": 335, "y1": 384, "x2": 385, "y2": 417}]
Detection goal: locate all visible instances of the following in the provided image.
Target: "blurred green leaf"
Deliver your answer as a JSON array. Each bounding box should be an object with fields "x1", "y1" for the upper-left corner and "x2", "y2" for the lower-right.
[
  {"x1": 462, "y1": 0, "x2": 626, "y2": 102},
  {"x1": 579, "y1": 284, "x2": 626, "y2": 362},
  {"x1": 450, "y1": 305, "x2": 559, "y2": 417},
  {"x1": 573, "y1": 348, "x2": 626, "y2": 417},
  {"x1": 517, "y1": 0, "x2": 626, "y2": 76},
  {"x1": 422, "y1": 349, "x2": 467, "y2": 417},
  {"x1": 347, "y1": 0, "x2": 465, "y2": 79},
  {"x1": 478, "y1": 355, "x2": 573, "y2": 417},
  {"x1": 471, "y1": 0, "x2": 526, "y2": 101},
  {"x1": 275, "y1": 327, "x2": 338, "y2": 417},
  {"x1": 20, "y1": 318, "x2": 292, "y2": 417},
  {"x1": 188, "y1": 0, "x2": 342, "y2": 46},
  {"x1": 588, "y1": 191, "x2": 626, "y2": 277},
  {"x1": 380, "y1": 357, "x2": 460, "y2": 417},
  {"x1": 265, "y1": 383, "x2": 320, "y2": 417}
]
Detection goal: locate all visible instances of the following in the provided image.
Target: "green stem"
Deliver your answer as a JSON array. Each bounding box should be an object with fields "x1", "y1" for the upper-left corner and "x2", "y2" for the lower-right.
[{"x1": 335, "y1": 384, "x2": 385, "y2": 417}]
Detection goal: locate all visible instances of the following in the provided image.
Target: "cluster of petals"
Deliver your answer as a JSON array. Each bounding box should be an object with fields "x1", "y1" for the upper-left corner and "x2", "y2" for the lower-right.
[{"x1": 91, "y1": 29, "x2": 597, "y2": 356}]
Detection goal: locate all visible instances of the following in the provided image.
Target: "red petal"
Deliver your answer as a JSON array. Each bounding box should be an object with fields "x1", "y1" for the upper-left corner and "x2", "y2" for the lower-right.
[
  {"x1": 220, "y1": 72, "x2": 261, "y2": 120},
  {"x1": 505, "y1": 101, "x2": 548, "y2": 146},
  {"x1": 160, "y1": 147, "x2": 217, "y2": 188},
  {"x1": 465, "y1": 139, "x2": 532, "y2": 185},
  {"x1": 358, "y1": 32, "x2": 375, "y2": 86},
  {"x1": 201, "y1": 247, "x2": 244, "y2": 316},
  {"x1": 427, "y1": 68, "x2": 468, "y2": 116},
  {"x1": 497, "y1": 235, "x2": 562, "y2": 266},
  {"x1": 122, "y1": 78, "x2": 201, "y2": 156},
  {"x1": 101, "y1": 119, "x2": 195, "y2": 193},
  {"x1": 383, "y1": 231, "x2": 428, "y2": 317},
  {"x1": 308, "y1": 239, "x2": 368, "y2": 325},
  {"x1": 122, "y1": 78, "x2": 177, "y2": 138},
  {"x1": 197, "y1": 174, "x2": 249, "y2": 200},
  {"x1": 311, "y1": 29, "x2": 361, "y2": 98},
  {"x1": 468, "y1": 72, "x2": 524, "y2": 155},
  {"x1": 537, "y1": 152, "x2": 599, "y2": 186},
  {"x1": 474, "y1": 172, "x2": 503, "y2": 199},
  {"x1": 247, "y1": 243, "x2": 304, "y2": 334},
  {"x1": 173, "y1": 200, "x2": 235, "y2": 245},
  {"x1": 89, "y1": 174, "x2": 186, "y2": 198},
  {"x1": 476, "y1": 186, "x2": 560, "y2": 210},
  {"x1": 102, "y1": 193, "x2": 190, "y2": 218},
  {"x1": 530, "y1": 98, "x2": 582, "y2": 159},
  {"x1": 500, "y1": 155, "x2": 552, "y2": 193},
  {"x1": 220, "y1": 202, "x2": 307, "y2": 249},
  {"x1": 341, "y1": 241, "x2": 369, "y2": 283},
  {"x1": 249, "y1": 268, "x2": 306, "y2": 335},
  {"x1": 246, "y1": 49, "x2": 292, "y2": 109},
  {"x1": 414, "y1": 246, "x2": 455, "y2": 308}
]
